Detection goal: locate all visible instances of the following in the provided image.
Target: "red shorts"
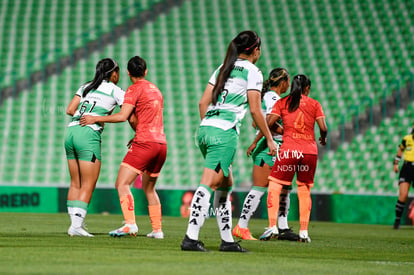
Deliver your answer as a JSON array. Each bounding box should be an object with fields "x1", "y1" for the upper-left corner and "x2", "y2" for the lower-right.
[
  {"x1": 269, "y1": 152, "x2": 317, "y2": 187},
  {"x1": 121, "y1": 142, "x2": 167, "y2": 177}
]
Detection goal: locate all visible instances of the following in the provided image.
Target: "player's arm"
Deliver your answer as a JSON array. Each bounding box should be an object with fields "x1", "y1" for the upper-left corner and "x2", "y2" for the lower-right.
[
  {"x1": 393, "y1": 146, "x2": 404, "y2": 173},
  {"x1": 246, "y1": 114, "x2": 282, "y2": 156},
  {"x1": 80, "y1": 104, "x2": 135, "y2": 125},
  {"x1": 128, "y1": 112, "x2": 138, "y2": 131},
  {"x1": 199, "y1": 83, "x2": 214, "y2": 120},
  {"x1": 66, "y1": 95, "x2": 80, "y2": 116},
  {"x1": 316, "y1": 117, "x2": 328, "y2": 146},
  {"x1": 248, "y1": 90, "x2": 277, "y2": 156}
]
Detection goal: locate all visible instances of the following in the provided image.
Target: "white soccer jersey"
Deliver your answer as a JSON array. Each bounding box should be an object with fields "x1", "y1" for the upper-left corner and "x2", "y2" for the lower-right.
[
  {"x1": 259, "y1": 90, "x2": 282, "y2": 141},
  {"x1": 68, "y1": 80, "x2": 125, "y2": 131},
  {"x1": 200, "y1": 59, "x2": 263, "y2": 134}
]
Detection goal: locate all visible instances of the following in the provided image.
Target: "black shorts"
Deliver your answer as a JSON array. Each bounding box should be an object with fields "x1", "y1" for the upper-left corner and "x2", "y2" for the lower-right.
[{"x1": 398, "y1": 161, "x2": 414, "y2": 186}]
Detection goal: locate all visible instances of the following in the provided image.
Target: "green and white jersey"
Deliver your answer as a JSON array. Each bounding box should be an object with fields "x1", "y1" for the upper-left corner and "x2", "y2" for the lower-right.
[
  {"x1": 68, "y1": 80, "x2": 125, "y2": 132},
  {"x1": 258, "y1": 90, "x2": 282, "y2": 141},
  {"x1": 200, "y1": 59, "x2": 263, "y2": 134}
]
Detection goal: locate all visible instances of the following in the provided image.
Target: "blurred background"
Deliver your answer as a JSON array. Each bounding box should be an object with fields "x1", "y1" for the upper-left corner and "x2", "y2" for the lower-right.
[{"x1": 0, "y1": 0, "x2": 413, "y2": 222}]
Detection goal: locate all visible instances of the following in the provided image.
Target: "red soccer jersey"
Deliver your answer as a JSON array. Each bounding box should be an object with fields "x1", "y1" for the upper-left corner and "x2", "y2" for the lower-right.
[
  {"x1": 123, "y1": 79, "x2": 167, "y2": 144},
  {"x1": 271, "y1": 95, "x2": 325, "y2": 155}
]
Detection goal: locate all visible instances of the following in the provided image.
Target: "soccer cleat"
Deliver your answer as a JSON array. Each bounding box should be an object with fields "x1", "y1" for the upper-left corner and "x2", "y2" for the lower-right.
[
  {"x1": 277, "y1": 228, "x2": 299, "y2": 241},
  {"x1": 393, "y1": 220, "x2": 400, "y2": 230},
  {"x1": 219, "y1": 240, "x2": 249, "y2": 252},
  {"x1": 298, "y1": 230, "x2": 311, "y2": 243},
  {"x1": 181, "y1": 235, "x2": 208, "y2": 252},
  {"x1": 68, "y1": 226, "x2": 94, "y2": 237},
  {"x1": 232, "y1": 224, "x2": 257, "y2": 240},
  {"x1": 109, "y1": 224, "x2": 138, "y2": 237},
  {"x1": 259, "y1": 226, "x2": 278, "y2": 241},
  {"x1": 146, "y1": 230, "x2": 164, "y2": 239}
]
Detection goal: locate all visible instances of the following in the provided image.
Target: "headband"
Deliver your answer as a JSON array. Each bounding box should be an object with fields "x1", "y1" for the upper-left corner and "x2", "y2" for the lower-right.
[
  {"x1": 245, "y1": 37, "x2": 260, "y2": 51},
  {"x1": 105, "y1": 59, "x2": 119, "y2": 75}
]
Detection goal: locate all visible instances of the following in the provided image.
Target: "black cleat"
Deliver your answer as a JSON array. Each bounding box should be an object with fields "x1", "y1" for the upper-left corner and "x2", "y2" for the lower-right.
[
  {"x1": 278, "y1": 228, "x2": 299, "y2": 241},
  {"x1": 393, "y1": 220, "x2": 400, "y2": 230},
  {"x1": 219, "y1": 240, "x2": 249, "y2": 252},
  {"x1": 181, "y1": 235, "x2": 208, "y2": 252}
]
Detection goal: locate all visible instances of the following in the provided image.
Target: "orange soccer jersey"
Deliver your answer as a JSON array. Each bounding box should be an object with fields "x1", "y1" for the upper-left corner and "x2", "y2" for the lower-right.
[
  {"x1": 271, "y1": 95, "x2": 325, "y2": 155},
  {"x1": 123, "y1": 79, "x2": 167, "y2": 144}
]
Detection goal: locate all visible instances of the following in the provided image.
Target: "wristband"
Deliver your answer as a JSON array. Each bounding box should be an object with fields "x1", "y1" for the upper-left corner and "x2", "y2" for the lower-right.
[{"x1": 394, "y1": 156, "x2": 401, "y2": 165}]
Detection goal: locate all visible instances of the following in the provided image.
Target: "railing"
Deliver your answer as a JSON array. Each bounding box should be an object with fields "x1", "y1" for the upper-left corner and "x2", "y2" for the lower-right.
[
  {"x1": 339, "y1": 71, "x2": 414, "y2": 144},
  {"x1": 0, "y1": 1, "x2": 150, "y2": 96}
]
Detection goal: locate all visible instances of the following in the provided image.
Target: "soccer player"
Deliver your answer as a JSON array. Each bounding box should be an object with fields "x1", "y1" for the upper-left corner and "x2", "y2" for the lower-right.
[
  {"x1": 233, "y1": 68, "x2": 298, "y2": 241},
  {"x1": 180, "y1": 30, "x2": 278, "y2": 252},
  {"x1": 65, "y1": 58, "x2": 124, "y2": 237},
  {"x1": 261, "y1": 74, "x2": 327, "y2": 243},
  {"x1": 392, "y1": 123, "x2": 414, "y2": 229},
  {"x1": 80, "y1": 56, "x2": 167, "y2": 239}
]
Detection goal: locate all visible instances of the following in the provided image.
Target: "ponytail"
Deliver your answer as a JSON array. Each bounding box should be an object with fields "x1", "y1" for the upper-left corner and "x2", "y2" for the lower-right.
[
  {"x1": 286, "y1": 75, "x2": 304, "y2": 112},
  {"x1": 83, "y1": 58, "x2": 119, "y2": 97},
  {"x1": 212, "y1": 30, "x2": 261, "y2": 105}
]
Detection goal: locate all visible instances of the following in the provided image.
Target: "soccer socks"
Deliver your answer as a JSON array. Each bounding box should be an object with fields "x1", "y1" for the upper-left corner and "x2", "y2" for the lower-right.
[
  {"x1": 186, "y1": 184, "x2": 212, "y2": 240},
  {"x1": 71, "y1": 200, "x2": 88, "y2": 228},
  {"x1": 214, "y1": 188, "x2": 234, "y2": 243},
  {"x1": 267, "y1": 181, "x2": 283, "y2": 228},
  {"x1": 297, "y1": 184, "x2": 312, "y2": 231},
  {"x1": 148, "y1": 204, "x2": 162, "y2": 232},
  {"x1": 238, "y1": 186, "x2": 266, "y2": 228},
  {"x1": 120, "y1": 194, "x2": 136, "y2": 225},
  {"x1": 395, "y1": 200, "x2": 405, "y2": 223},
  {"x1": 278, "y1": 187, "x2": 291, "y2": 229},
  {"x1": 67, "y1": 200, "x2": 75, "y2": 216}
]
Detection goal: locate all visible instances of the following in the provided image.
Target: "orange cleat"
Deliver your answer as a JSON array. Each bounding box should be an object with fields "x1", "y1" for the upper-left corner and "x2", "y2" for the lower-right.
[{"x1": 232, "y1": 224, "x2": 257, "y2": 240}]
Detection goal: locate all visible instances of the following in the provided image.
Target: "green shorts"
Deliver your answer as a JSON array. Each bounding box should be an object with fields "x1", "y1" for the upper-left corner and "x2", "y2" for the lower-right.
[
  {"x1": 198, "y1": 126, "x2": 238, "y2": 177},
  {"x1": 64, "y1": 125, "x2": 101, "y2": 162},
  {"x1": 251, "y1": 137, "x2": 282, "y2": 167}
]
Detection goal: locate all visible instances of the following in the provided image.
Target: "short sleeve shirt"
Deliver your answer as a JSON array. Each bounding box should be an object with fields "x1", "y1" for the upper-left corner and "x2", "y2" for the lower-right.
[
  {"x1": 123, "y1": 79, "x2": 167, "y2": 144},
  {"x1": 272, "y1": 95, "x2": 325, "y2": 155}
]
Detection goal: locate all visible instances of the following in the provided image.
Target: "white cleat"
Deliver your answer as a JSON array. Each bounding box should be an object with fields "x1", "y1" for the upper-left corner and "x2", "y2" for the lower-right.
[
  {"x1": 109, "y1": 224, "x2": 138, "y2": 237},
  {"x1": 146, "y1": 231, "x2": 164, "y2": 239},
  {"x1": 298, "y1": 230, "x2": 311, "y2": 243},
  {"x1": 259, "y1": 225, "x2": 279, "y2": 241},
  {"x1": 68, "y1": 226, "x2": 94, "y2": 237}
]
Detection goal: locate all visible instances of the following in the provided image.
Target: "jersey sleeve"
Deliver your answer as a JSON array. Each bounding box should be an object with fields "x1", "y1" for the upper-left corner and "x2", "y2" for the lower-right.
[
  {"x1": 263, "y1": 92, "x2": 278, "y2": 115},
  {"x1": 271, "y1": 99, "x2": 282, "y2": 116},
  {"x1": 113, "y1": 86, "x2": 125, "y2": 106},
  {"x1": 315, "y1": 100, "x2": 325, "y2": 119},
  {"x1": 208, "y1": 66, "x2": 221, "y2": 86},
  {"x1": 247, "y1": 68, "x2": 263, "y2": 92},
  {"x1": 75, "y1": 85, "x2": 85, "y2": 97},
  {"x1": 123, "y1": 86, "x2": 140, "y2": 107}
]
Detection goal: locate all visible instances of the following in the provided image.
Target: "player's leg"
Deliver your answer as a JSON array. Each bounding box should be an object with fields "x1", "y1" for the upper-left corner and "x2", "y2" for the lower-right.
[
  {"x1": 234, "y1": 163, "x2": 269, "y2": 240},
  {"x1": 277, "y1": 185, "x2": 299, "y2": 241},
  {"x1": 260, "y1": 177, "x2": 284, "y2": 240},
  {"x1": 109, "y1": 164, "x2": 139, "y2": 237},
  {"x1": 66, "y1": 159, "x2": 80, "y2": 218},
  {"x1": 394, "y1": 181, "x2": 410, "y2": 229},
  {"x1": 182, "y1": 167, "x2": 221, "y2": 252},
  {"x1": 296, "y1": 154, "x2": 317, "y2": 243},
  {"x1": 142, "y1": 172, "x2": 163, "y2": 239}
]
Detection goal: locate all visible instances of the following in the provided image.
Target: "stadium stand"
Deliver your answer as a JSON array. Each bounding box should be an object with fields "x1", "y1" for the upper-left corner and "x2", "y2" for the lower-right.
[{"x1": 0, "y1": 0, "x2": 413, "y2": 194}]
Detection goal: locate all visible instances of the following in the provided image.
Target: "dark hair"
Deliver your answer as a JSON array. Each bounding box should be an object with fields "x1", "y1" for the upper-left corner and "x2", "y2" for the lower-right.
[
  {"x1": 212, "y1": 30, "x2": 261, "y2": 105},
  {"x1": 128, "y1": 56, "x2": 147, "y2": 78},
  {"x1": 286, "y1": 74, "x2": 310, "y2": 112},
  {"x1": 261, "y1": 68, "x2": 289, "y2": 99},
  {"x1": 83, "y1": 58, "x2": 119, "y2": 97}
]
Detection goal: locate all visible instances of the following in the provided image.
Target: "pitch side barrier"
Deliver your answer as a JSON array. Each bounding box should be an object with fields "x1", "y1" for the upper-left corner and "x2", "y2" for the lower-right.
[{"x1": 0, "y1": 186, "x2": 412, "y2": 226}]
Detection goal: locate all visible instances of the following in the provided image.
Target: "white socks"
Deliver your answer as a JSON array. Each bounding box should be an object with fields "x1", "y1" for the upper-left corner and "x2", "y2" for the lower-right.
[
  {"x1": 186, "y1": 185, "x2": 211, "y2": 240},
  {"x1": 213, "y1": 189, "x2": 234, "y2": 243},
  {"x1": 238, "y1": 188, "x2": 265, "y2": 228}
]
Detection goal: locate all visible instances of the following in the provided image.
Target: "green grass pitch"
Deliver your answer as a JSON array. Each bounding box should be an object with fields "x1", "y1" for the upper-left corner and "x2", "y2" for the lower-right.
[{"x1": 0, "y1": 213, "x2": 413, "y2": 274}]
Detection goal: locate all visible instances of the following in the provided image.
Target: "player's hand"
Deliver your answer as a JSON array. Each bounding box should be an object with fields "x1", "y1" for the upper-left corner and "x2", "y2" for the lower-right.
[
  {"x1": 393, "y1": 164, "x2": 399, "y2": 173},
  {"x1": 246, "y1": 142, "x2": 257, "y2": 157},
  {"x1": 319, "y1": 137, "x2": 327, "y2": 146},
  {"x1": 80, "y1": 115, "x2": 96, "y2": 126},
  {"x1": 267, "y1": 140, "x2": 278, "y2": 156}
]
